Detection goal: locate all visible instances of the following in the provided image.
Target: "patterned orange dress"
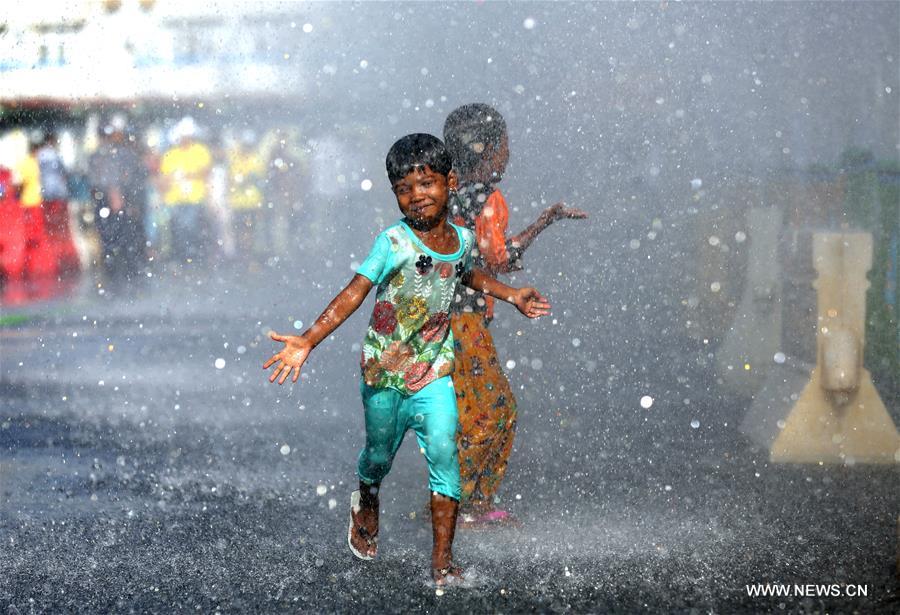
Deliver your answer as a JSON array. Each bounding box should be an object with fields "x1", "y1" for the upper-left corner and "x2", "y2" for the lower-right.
[{"x1": 450, "y1": 184, "x2": 523, "y2": 513}]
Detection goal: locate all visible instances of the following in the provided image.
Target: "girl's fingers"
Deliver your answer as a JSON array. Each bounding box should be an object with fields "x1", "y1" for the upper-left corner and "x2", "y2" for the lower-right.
[
  {"x1": 262, "y1": 355, "x2": 279, "y2": 370},
  {"x1": 269, "y1": 362, "x2": 285, "y2": 383},
  {"x1": 292, "y1": 366, "x2": 301, "y2": 383},
  {"x1": 269, "y1": 332, "x2": 286, "y2": 342},
  {"x1": 278, "y1": 368, "x2": 290, "y2": 385}
]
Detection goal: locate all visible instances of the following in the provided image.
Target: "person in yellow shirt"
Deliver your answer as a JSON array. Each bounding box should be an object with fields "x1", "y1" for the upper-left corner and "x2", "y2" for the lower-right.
[
  {"x1": 14, "y1": 143, "x2": 43, "y2": 209},
  {"x1": 13, "y1": 138, "x2": 56, "y2": 277},
  {"x1": 159, "y1": 117, "x2": 212, "y2": 264},
  {"x1": 227, "y1": 130, "x2": 266, "y2": 262}
]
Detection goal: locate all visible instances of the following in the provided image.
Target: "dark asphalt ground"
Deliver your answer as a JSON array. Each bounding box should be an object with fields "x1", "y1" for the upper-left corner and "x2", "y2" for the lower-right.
[{"x1": 1, "y1": 268, "x2": 898, "y2": 613}]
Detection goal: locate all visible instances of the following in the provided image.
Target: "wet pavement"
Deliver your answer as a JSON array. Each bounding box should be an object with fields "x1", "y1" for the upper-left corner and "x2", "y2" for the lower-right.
[{"x1": 1, "y1": 269, "x2": 898, "y2": 613}]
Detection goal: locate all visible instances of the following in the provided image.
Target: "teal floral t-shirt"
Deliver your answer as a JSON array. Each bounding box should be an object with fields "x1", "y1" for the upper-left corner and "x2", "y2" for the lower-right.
[{"x1": 357, "y1": 220, "x2": 475, "y2": 394}]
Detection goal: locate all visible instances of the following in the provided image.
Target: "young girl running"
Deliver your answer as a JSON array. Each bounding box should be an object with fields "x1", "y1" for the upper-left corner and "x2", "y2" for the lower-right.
[
  {"x1": 263, "y1": 133, "x2": 551, "y2": 584},
  {"x1": 443, "y1": 104, "x2": 587, "y2": 527}
]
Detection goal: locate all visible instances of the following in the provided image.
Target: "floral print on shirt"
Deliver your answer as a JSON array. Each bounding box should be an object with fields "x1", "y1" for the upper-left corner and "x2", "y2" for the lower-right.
[{"x1": 357, "y1": 221, "x2": 475, "y2": 394}]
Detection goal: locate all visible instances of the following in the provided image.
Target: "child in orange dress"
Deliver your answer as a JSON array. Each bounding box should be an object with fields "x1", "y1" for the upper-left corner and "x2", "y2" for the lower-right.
[{"x1": 443, "y1": 103, "x2": 587, "y2": 526}]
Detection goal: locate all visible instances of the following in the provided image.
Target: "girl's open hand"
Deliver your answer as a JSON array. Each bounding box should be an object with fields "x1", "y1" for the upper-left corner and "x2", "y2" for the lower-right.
[
  {"x1": 263, "y1": 332, "x2": 313, "y2": 384},
  {"x1": 546, "y1": 202, "x2": 588, "y2": 222},
  {"x1": 513, "y1": 287, "x2": 551, "y2": 319}
]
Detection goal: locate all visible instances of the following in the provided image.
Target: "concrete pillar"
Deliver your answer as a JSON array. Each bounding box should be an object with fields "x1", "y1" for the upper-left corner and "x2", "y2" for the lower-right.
[
  {"x1": 771, "y1": 232, "x2": 900, "y2": 464},
  {"x1": 716, "y1": 206, "x2": 783, "y2": 396}
]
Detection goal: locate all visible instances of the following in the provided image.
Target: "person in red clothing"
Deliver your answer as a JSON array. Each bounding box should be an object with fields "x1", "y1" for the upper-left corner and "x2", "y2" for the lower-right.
[
  {"x1": 443, "y1": 103, "x2": 588, "y2": 527},
  {"x1": 13, "y1": 136, "x2": 56, "y2": 280},
  {"x1": 0, "y1": 166, "x2": 28, "y2": 302}
]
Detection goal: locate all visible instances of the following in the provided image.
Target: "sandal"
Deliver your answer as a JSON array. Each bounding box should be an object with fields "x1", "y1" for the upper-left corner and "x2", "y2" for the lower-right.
[{"x1": 348, "y1": 490, "x2": 378, "y2": 560}]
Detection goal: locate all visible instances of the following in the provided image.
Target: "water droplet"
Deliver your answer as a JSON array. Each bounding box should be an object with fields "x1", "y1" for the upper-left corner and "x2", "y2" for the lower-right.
[
  {"x1": 316, "y1": 485, "x2": 327, "y2": 496},
  {"x1": 214, "y1": 358, "x2": 226, "y2": 369},
  {"x1": 506, "y1": 359, "x2": 516, "y2": 370},
  {"x1": 280, "y1": 444, "x2": 291, "y2": 455},
  {"x1": 293, "y1": 320, "x2": 303, "y2": 330},
  {"x1": 523, "y1": 17, "x2": 536, "y2": 29},
  {"x1": 360, "y1": 179, "x2": 373, "y2": 191},
  {"x1": 302, "y1": 23, "x2": 313, "y2": 33},
  {"x1": 773, "y1": 352, "x2": 786, "y2": 364},
  {"x1": 571, "y1": 338, "x2": 581, "y2": 347},
  {"x1": 99, "y1": 207, "x2": 110, "y2": 219},
  {"x1": 640, "y1": 395, "x2": 654, "y2": 409},
  {"x1": 690, "y1": 419, "x2": 700, "y2": 429}
]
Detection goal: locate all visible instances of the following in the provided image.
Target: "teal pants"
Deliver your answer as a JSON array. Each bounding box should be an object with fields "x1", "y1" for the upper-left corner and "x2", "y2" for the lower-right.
[{"x1": 357, "y1": 376, "x2": 461, "y2": 500}]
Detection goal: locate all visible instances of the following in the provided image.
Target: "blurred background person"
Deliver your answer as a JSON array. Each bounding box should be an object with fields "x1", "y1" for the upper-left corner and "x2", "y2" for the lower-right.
[
  {"x1": 159, "y1": 116, "x2": 212, "y2": 267},
  {"x1": 88, "y1": 114, "x2": 150, "y2": 289},
  {"x1": 37, "y1": 131, "x2": 80, "y2": 276},
  {"x1": 227, "y1": 128, "x2": 265, "y2": 266},
  {"x1": 13, "y1": 132, "x2": 56, "y2": 280},
  {"x1": 140, "y1": 124, "x2": 167, "y2": 262},
  {"x1": 266, "y1": 127, "x2": 308, "y2": 258},
  {"x1": 0, "y1": 163, "x2": 28, "y2": 303},
  {"x1": 207, "y1": 133, "x2": 234, "y2": 262}
]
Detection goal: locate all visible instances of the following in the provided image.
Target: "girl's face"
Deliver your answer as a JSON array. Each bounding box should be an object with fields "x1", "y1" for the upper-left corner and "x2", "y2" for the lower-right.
[
  {"x1": 491, "y1": 133, "x2": 510, "y2": 179},
  {"x1": 470, "y1": 132, "x2": 509, "y2": 184},
  {"x1": 392, "y1": 165, "x2": 458, "y2": 229}
]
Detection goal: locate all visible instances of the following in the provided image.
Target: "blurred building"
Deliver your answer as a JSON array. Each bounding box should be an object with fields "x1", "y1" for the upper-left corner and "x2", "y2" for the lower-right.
[{"x1": 0, "y1": 0, "x2": 308, "y2": 103}]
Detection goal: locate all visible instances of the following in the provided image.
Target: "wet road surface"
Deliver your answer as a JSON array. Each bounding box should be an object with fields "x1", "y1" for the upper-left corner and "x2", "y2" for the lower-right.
[{"x1": 2, "y1": 269, "x2": 898, "y2": 613}]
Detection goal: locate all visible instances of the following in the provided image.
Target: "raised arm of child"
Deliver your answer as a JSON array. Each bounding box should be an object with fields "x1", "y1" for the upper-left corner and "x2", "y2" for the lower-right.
[
  {"x1": 501, "y1": 203, "x2": 589, "y2": 273},
  {"x1": 263, "y1": 274, "x2": 373, "y2": 385},
  {"x1": 462, "y1": 268, "x2": 551, "y2": 319}
]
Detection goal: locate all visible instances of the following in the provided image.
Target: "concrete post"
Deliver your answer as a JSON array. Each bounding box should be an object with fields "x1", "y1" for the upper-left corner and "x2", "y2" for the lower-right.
[{"x1": 771, "y1": 232, "x2": 900, "y2": 464}]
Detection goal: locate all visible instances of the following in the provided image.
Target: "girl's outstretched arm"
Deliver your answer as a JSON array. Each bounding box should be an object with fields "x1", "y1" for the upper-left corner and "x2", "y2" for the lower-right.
[
  {"x1": 462, "y1": 268, "x2": 551, "y2": 319},
  {"x1": 502, "y1": 203, "x2": 588, "y2": 271},
  {"x1": 263, "y1": 274, "x2": 373, "y2": 385}
]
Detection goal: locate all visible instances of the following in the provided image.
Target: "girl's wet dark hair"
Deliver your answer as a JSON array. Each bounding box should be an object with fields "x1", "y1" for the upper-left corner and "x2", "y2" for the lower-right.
[
  {"x1": 385, "y1": 133, "x2": 453, "y2": 184},
  {"x1": 443, "y1": 103, "x2": 508, "y2": 175}
]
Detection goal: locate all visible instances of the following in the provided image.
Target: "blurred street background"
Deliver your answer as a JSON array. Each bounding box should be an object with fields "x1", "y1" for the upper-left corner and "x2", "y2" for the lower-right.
[{"x1": 1, "y1": 1, "x2": 898, "y2": 612}]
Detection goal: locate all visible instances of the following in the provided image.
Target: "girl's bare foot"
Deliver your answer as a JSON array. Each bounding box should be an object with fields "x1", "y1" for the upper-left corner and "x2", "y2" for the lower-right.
[
  {"x1": 431, "y1": 493, "x2": 463, "y2": 585},
  {"x1": 432, "y1": 563, "x2": 465, "y2": 586}
]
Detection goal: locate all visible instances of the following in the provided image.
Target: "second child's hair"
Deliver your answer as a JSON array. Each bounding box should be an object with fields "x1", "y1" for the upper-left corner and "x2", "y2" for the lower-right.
[
  {"x1": 443, "y1": 103, "x2": 508, "y2": 176},
  {"x1": 385, "y1": 133, "x2": 453, "y2": 185}
]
